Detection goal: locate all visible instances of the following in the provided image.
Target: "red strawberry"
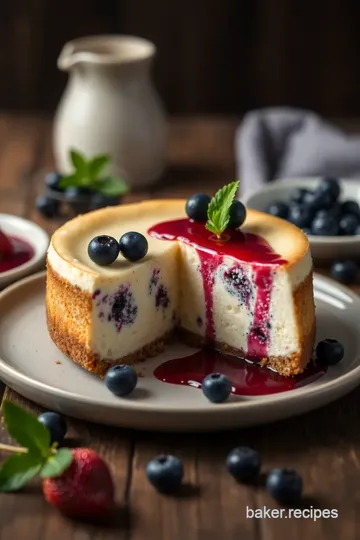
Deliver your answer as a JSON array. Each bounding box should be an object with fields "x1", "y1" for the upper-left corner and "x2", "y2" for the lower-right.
[
  {"x1": 0, "y1": 229, "x2": 12, "y2": 257},
  {"x1": 42, "y1": 448, "x2": 115, "y2": 518}
]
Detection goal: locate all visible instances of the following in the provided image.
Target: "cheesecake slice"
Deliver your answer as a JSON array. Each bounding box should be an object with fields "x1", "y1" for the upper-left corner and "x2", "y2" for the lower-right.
[{"x1": 46, "y1": 199, "x2": 315, "y2": 377}]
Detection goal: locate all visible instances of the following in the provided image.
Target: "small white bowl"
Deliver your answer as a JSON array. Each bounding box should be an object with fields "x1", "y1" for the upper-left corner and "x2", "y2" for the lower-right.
[
  {"x1": 242, "y1": 177, "x2": 360, "y2": 262},
  {"x1": 0, "y1": 214, "x2": 49, "y2": 288}
]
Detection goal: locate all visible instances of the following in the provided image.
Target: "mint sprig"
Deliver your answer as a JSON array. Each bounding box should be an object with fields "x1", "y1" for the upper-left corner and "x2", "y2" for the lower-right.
[
  {"x1": 0, "y1": 401, "x2": 73, "y2": 492},
  {"x1": 59, "y1": 149, "x2": 129, "y2": 197},
  {"x1": 205, "y1": 181, "x2": 240, "y2": 238}
]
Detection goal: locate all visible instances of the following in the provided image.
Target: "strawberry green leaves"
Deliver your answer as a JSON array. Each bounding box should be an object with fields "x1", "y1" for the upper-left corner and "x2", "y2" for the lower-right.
[
  {"x1": 205, "y1": 181, "x2": 240, "y2": 238},
  {"x1": 60, "y1": 149, "x2": 129, "y2": 197},
  {"x1": 0, "y1": 401, "x2": 72, "y2": 492}
]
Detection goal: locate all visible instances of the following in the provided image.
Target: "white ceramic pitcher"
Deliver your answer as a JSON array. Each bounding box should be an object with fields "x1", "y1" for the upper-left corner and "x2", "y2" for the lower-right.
[{"x1": 53, "y1": 35, "x2": 167, "y2": 189}]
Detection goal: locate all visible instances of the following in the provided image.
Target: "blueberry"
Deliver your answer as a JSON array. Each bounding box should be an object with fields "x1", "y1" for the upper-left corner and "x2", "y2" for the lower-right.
[
  {"x1": 341, "y1": 200, "x2": 360, "y2": 217},
  {"x1": 311, "y1": 214, "x2": 339, "y2": 236},
  {"x1": 317, "y1": 177, "x2": 341, "y2": 201},
  {"x1": 288, "y1": 205, "x2": 313, "y2": 228},
  {"x1": 146, "y1": 455, "x2": 184, "y2": 493},
  {"x1": 266, "y1": 202, "x2": 289, "y2": 219},
  {"x1": 289, "y1": 188, "x2": 310, "y2": 205},
  {"x1": 316, "y1": 339, "x2": 344, "y2": 366},
  {"x1": 185, "y1": 193, "x2": 211, "y2": 222},
  {"x1": 65, "y1": 186, "x2": 93, "y2": 214},
  {"x1": 88, "y1": 235, "x2": 120, "y2": 266},
  {"x1": 339, "y1": 214, "x2": 359, "y2": 235},
  {"x1": 315, "y1": 205, "x2": 341, "y2": 220},
  {"x1": 202, "y1": 373, "x2": 232, "y2": 403},
  {"x1": 38, "y1": 412, "x2": 67, "y2": 445},
  {"x1": 304, "y1": 189, "x2": 333, "y2": 211},
  {"x1": 104, "y1": 364, "x2": 137, "y2": 396},
  {"x1": 45, "y1": 171, "x2": 63, "y2": 192},
  {"x1": 119, "y1": 232, "x2": 148, "y2": 262},
  {"x1": 226, "y1": 447, "x2": 261, "y2": 482},
  {"x1": 228, "y1": 200, "x2": 246, "y2": 229},
  {"x1": 91, "y1": 193, "x2": 121, "y2": 210},
  {"x1": 36, "y1": 196, "x2": 59, "y2": 218},
  {"x1": 266, "y1": 468, "x2": 303, "y2": 505},
  {"x1": 331, "y1": 260, "x2": 357, "y2": 284}
]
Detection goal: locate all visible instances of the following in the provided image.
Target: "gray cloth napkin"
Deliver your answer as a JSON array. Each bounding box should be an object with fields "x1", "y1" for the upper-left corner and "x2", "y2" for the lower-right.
[{"x1": 235, "y1": 107, "x2": 360, "y2": 194}]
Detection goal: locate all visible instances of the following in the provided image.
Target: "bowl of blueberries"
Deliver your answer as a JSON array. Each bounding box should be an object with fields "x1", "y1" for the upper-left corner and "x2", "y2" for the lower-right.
[{"x1": 243, "y1": 176, "x2": 360, "y2": 264}]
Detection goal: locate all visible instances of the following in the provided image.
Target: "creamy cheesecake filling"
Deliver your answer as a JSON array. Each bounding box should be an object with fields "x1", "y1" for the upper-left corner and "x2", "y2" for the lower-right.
[{"x1": 47, "y1": 201, "x2": 313, "y2": 365}]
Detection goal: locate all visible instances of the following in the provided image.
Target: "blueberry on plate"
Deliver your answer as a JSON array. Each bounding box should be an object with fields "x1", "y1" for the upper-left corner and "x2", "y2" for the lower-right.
[
  {"x1": 289, "y1": 188, "x2": 310, "y2": 205},
  {"x1": 288, "y1": 205, "x2": 313, "y2": 228},
  {"x1": 202, "y1": 372, "x2": 232, "y2": 403},
  {"x1": 266, "y1": 202, "x2": 289, "y2": 219},
  {"x1": 119, "y1": 231, "x2": 148, "y2": 262},
  {"x1": 311, "y1": 214, "x2": 339, "y2": 236},
  {"x1": 316, "y1": 339, "x2": 344, "y2": 366},
  {"x1": 91, "y1": 193, "x2": 121, "y2": 210},
  {"x1": 331, "y1": 260, "x2": 357, "y2": 284},
  {"x1": 38, "y1": 411, "x2": 67, "y2": 445},
  {"x1": 36, "y1": 196, "x2": 59, "y2": 218},
  {"x1": 146, "y1": 455, "x2": 184, "y2": 493},
  {"x1": 45, "y1": 171, "x2": 63, "y2": 192},
  {"x1": 65, "y1": 186, "x2": 93, "y2": 201},
  {"x1": 341, "y1": 200, "x2": 360, "y2": 217},
  {"x1": 316, "y1": 177, "x2": 341, "y2": 201},
  {"x1": 226, "y1": 447, "x2": 261, "y2": 483},
  {"x1": 105, "y1": 364, "x2": 137, "y2": 396},
  {"x1": 228, "y1": 200, "x2": 246, "y2": 228},
  {"x1": 304, "y1": 189, "x2": 333, "y2": 211},
  {"x1": 88, "y1": 235, "x2": 120, "y2": 266},
  {"x1": 339, "y1": 214, "x2": 359, "y2": 235},
  {"x1": 315, "y1": 204, "x2": 341, "y2": 220},
  {"x1": 266, "y1": 468, "x2": 303, "y2": 505},
  {"x1": 185, "y1": 193, "x2": 211, "y2": 222}
]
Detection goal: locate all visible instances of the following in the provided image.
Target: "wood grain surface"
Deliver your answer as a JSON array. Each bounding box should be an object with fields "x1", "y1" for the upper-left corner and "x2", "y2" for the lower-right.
[{"x1": 0, "y1": 114, "x2": 358, "y2": 539}]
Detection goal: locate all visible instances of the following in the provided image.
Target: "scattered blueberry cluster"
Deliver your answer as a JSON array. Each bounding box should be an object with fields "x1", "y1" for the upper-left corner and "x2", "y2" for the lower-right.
[
  {"x1": 267, "y1": 177, "x2": 360, "y2": 236},
  {"x1": 146, "y1": 448, "x2": 303, "y2": 505},
  {"x1": 186, "y1": 193, "x2": 246, "y2": 229},
  {"x1": 88, "y1": 232, "x2": 148, "y2": 266},
  {"x1": 36, "y1": 172, "x2": 121, "y2": 218}
]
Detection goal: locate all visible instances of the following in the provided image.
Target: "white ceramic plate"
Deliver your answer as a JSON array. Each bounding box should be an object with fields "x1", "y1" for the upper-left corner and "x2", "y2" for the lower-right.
[
  {"x1": 0, "y1": 214, "x2": 49, "y2": 288},
  {"x1": 0, "y1": 271, "x2": 359, "y2": 432},
  {"x1": 242, "y1": 177, "x2": 360, "y2": 261}
]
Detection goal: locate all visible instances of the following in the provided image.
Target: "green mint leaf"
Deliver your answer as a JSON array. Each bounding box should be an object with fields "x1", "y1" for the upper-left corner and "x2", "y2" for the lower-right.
[
  {"x1": 2, "y1": 402, "x2": 51, "y2": 458},
  {"x1": 0, "y1": 453, "x2": 42, "y2": 492},
  {"x1": 70, "y1": 149, "x2": 87, "y2": 175},
  {"x1": 59, "y1": 174, "x2": 83, "y2": 189},
  {"x1": 96, "y1": 177, "x2": 129, "y2": 197},
  {"x1": 40, "y1": 448, "x2": 73, "y2": 478},
  {"x1": 88, "y1": 155, "x2": 110, "y2": 181},
  {"x1": 205, "y1": 181, "x2": 240, "y2": 237}
]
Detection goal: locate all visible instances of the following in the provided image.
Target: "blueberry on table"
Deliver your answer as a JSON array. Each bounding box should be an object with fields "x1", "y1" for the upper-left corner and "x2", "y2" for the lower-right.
[
  {"x1": 37, "y1": 411, "x2": 67, "y2": 445},
  {"x1": 36, "y1": 196, "x2": 59, "y2": 218},
  {"x1": 226, "y1": 447, "x2": 261, "y2": 482},
  {"x1": 228, "y1": 200, "x2": 246, "y2": 228},
  {"x1": 311, "y1": 214, "x2": 339, "y2": 236},
  {"x1": 266, "y1": 468, "x2": 303, "y2": 505},
  {"x1": 45, "y1": 171, "x2": 63, "y2": 192},
  {"x1": 341, "y1": 200, "x2": 360, "y2": 217},
  {"x1": 266, "y1": 202, "x2": 289, "y2": 219},
  {"x1": 316, "y1": 177, "x2": 341, "y2": 201},
  {"x1": 202, "y1": 372, "x2": 232, "y2": 403},
  {"x1": 105, "y1": 364, "x2": 137, "y2": 396},
  {"x1": 185, "y1": 193, "x2": 211, "y2": 222},
  {"x1": 316, "y1": 339, "x2": 344, "y2": 366},
  {"x1": 146, "y1": 455, "x2": 184, "y2": 493},
  {"x1": 339, "y1": 214, "x2": 359, "y2": 235},
  {"x1": 331, "y1": 260, "x2": 357, "y2": 284},
  {"x1": 88, "y1": 235, "x2": 120, "y2": 266},
  {"x1": 288, "y1": 205, "x2": 313, "y2": 228},
  {"x1": 119, "y1": 231, "x2": 148, "y2": 262},
  {"x1": 91, "y1": 193, "x2": 121, "y2": 210}
]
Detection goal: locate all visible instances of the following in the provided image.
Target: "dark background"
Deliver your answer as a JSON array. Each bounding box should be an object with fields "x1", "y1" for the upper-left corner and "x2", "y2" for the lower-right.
[{"x1": 2, "y1": 0, "x2": 360, "y2": 116}]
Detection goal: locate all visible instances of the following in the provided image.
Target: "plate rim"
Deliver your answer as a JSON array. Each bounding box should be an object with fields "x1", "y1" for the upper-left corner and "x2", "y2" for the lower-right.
[{"x1": 0, "y1": 270, "x2": 359, "y2": 417}]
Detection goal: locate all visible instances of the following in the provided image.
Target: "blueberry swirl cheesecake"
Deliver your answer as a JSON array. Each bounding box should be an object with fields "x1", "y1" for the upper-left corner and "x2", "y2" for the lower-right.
[{"x1": 46, "y1": 183, "x2": 315, "y2": 377}]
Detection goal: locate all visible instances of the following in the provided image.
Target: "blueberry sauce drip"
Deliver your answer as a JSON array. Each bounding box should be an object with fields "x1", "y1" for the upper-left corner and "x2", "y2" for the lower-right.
[{"x1": 148, "y1": 218, "x2": 287, "y2": 357}]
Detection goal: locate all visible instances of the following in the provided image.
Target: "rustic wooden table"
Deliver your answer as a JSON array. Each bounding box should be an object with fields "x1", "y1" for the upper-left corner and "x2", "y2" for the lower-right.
[{"x1": 0, "y1": 114, "x2": 359, "y2": 540}]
